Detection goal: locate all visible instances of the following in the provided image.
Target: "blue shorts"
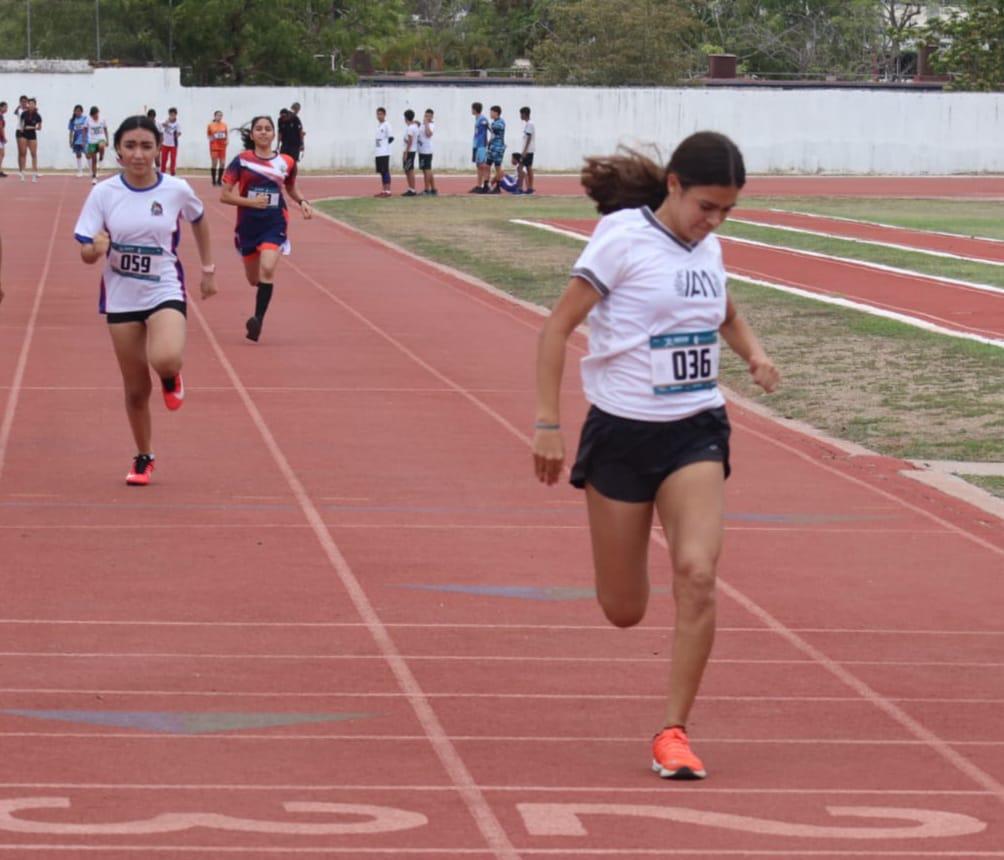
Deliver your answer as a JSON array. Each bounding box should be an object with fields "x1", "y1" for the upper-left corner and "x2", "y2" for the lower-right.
[
  {"x1": 472, "y1": 146, "x2": 487, "y2": 165},
  {"x1": 234, "y1": 217, "x2": 289, "y2": 258},
  {"x1": 72, "y1": 143, "x2": 86, "y2": 156}
]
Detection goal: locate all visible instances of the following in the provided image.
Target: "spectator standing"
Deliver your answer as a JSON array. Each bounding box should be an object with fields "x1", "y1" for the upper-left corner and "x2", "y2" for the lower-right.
[
  {"x1": 290, "y1": 101, "x2": 305, "y2": 159},
  {"x1": 207, "y1": 110, "x2": 228, "y2": 186},
  {"x1": 20, "y1": 98, "x2": 42, "y2": 183},
  {"x1": 68, "y1": 104, "x2": 88, "y2": 177},
  {"x1": 160, "y1": 107, "x2": 181, "y2": 176},
  {"x1": 374, "y1": 107, "x2": 392, "y2": 198},
  {"x1": 487, "y1": 105, "x2": 506, "y2": 193},
  {"x1": 0, "y1": 101, "x2": 7, "y2": 178},
  {"x1": 278, "y1": 107, "x2": 303, "y2": 162},
  {"x1": 13, "y1": 95, "x2": 28, "y2": 178},
  {"x1": 470, "y1": 102, "x2": 489, "y2": 193},
  {"x1": 519, "y1": 106, "x2": 536, "y2": 194},
  {"x1": 401, "y1": 109, "x2": 419, "y2": 197},
  {"x1": 86, "y1": 106, "x2": 109, "y2": 185},
  {"x1": 417, "y1": 108, "x2": 436, "y2": 195}
]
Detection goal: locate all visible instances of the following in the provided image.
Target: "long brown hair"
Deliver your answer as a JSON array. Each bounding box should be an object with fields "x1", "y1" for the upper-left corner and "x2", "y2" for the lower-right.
[{"x1": 582, "y1": 132, "x2": 746, "y2": 215}]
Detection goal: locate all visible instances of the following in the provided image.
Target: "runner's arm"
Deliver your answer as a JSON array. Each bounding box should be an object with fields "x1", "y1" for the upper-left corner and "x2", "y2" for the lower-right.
[
  {"x1": 533, "y1": 277, "x2": 602, "y2": 485},
  {"x1": 719, "y1": 295, "x2": 779, "y2": 393}
]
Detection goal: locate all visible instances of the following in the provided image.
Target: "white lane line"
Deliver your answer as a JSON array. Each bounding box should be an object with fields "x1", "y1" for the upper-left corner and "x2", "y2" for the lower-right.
[
  {"x1": 4, "y1": 652, "x2": 1004, "y2": 667},
  {"x1": 188, "y1": 210, "x2": 519, "y2": 860},
  {"x1": 2, "y1": 619, "x2": 1001, "y2": 635},
  {"x1": 772, "y1": 207, "x2": 1004, "y2": 246},
  {"x1": 0, "y1": 782, "x2": 989, "y2": 795},
  {"x1": 2, "y1": 732, "x2": 1002, "y2": 745},
  {"x1": 510, "y1": 218, "x2": 1004, "y2": 348},
  {"x1": 0, "y1": 182, "x2": 67, "y2": 481},
  {"x1": 720, "y1": 233, "x2": 1004, "y2": 296},
  {"x1": 730, "y1": 216, "x2": 1004, "y2": 268},
  {"x1": 1, "y1": 690, "x2": 1002, "y2": 704}
]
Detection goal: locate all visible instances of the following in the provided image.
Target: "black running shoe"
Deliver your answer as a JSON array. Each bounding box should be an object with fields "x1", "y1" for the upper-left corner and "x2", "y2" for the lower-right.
[{"x1": 245, "y1": 315, "x2": 262, "y2": 342}]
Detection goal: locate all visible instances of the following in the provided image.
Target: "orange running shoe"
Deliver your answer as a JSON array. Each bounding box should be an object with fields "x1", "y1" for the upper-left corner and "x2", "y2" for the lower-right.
[
  {"x1": 651, "y1": 726, "x2": 707, "y2": 780},
  {"x1": 162, "y1": 374, "x2": 184, "y2": 410},
  {"x1": 126, "y1": 453, "x2": 155, "y2": 486}
]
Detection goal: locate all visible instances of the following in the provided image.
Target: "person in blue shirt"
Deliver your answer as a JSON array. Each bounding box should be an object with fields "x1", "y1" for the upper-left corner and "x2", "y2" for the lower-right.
[
  {"x1": 67, "y1": 105, "x2": 88, "y2": 177},
  {"x1": 486, "y1": 105, "x2": 506, "y2": 193},
  {"x1": 469, "y1": 101, "x2": 490, "y2": 194}
]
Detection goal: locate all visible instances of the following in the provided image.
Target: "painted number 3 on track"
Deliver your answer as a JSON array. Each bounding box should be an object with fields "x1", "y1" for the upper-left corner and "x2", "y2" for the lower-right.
[{"x1": 0, "y1": 798, "x2": 987, "y2": 839}]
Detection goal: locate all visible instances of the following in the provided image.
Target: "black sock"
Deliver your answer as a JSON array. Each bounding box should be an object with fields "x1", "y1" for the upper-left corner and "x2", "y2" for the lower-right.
[
  {"x1": 210, "y1": 167, "x2": 216, "y2": 185},
  {"x1": 161, "y1": 375, "x2": 176, "y2": 392},
  {"x1": 254, "y1": 282, "x2": 274, "y2": 320}
]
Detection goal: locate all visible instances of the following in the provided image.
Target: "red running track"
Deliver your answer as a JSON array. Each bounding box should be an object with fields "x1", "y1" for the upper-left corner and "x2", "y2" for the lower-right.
[
  {"x1": 545, "y1": 218, "x2": 1004, "y2": 342},
  {"x1": 242, "y1": 173, "x2": 1004, "y2": 200},
  {"x1": 733, "y1": 208, "x2": 1004, "y2": 264},
  {"x1": 0, "y1": 175, "x2": 1003, "y2": 857}
]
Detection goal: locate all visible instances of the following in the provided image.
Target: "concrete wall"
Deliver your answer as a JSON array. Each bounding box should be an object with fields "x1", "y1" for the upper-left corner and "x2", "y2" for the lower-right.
[{"x1": 2, "y1": 66, "x2": 1002, "y2": 174}]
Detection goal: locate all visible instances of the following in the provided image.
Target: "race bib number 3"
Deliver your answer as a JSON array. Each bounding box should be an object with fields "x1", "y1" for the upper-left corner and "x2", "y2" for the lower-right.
[
  {"x1": 249, "y1": 187, "x2": 279, "y2": 207},
  {"x1": 650, "y1": 331, "x2": 719, "y2": 395},
  {"x1": 110, "y1": 242, "x2": 162, "y2": 282}
]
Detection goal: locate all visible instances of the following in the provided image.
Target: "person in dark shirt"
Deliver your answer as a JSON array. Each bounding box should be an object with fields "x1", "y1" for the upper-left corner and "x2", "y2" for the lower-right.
[{"x1": 277, "y1": 107, "x2": 303, "y2": 162}]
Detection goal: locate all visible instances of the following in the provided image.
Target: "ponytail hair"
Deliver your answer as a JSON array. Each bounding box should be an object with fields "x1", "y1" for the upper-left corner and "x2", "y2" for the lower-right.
[
  {"x1": 582, "y1": 131, "x2": 746, "y2": 215},
  {"x1": 240, "y1": 115, "x2": 274, "y2": 151},
  {"x1": 112, "y1": 115, "x2": 162, "y2": 149}
]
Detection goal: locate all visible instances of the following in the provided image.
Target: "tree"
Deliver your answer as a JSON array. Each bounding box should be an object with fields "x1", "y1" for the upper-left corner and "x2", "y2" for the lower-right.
[
  {"x1": 532, "y1": 0, "x2": 701, "y2": 85},
  {"x1": 925, "y1": 0, "x2": 1004, "y2": 90}
]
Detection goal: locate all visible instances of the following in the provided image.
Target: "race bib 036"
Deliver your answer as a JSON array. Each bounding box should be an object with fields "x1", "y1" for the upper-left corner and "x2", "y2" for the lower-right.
[{"x1": 650, "y1": 330, "x2": 719, "y2": 395}]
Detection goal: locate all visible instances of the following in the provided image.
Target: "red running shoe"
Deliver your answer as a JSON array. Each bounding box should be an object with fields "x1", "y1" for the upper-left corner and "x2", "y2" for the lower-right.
[
  {"x1": 126, "y1": 453, "x2": 155, "y2": 486},
  {"x1": 162, "y1": 374, "x2": 184, "y2": 411},
  {"x1": 651, "y1": 726, "x2": 707, "y2": 780}
]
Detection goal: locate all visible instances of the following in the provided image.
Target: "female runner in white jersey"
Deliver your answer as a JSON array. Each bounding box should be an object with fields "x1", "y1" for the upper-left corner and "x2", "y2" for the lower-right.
[
  {"x1": 534, "y1": 132, "x2": 780, "y2": 780},
  {"x1": 74, "y1": 115, "x2": 217, "y2": 485}
]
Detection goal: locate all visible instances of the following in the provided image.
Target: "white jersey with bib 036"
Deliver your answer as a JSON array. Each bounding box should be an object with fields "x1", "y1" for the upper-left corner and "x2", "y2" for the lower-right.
[
  {"x1": 73, "y1": 173, "x2": 205, "y2": 314},
  {"x1": 571, "y1": 206, "x2": 728, "y2": 422}
]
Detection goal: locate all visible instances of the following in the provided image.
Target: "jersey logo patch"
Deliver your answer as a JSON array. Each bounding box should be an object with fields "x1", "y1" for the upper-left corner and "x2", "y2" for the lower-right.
[
  {"x1": 675, "y1": 269, "x2": 721, "y2": 298},
  {"x1": 150, "y1": 202, "x2": 163, "y2": 216}
]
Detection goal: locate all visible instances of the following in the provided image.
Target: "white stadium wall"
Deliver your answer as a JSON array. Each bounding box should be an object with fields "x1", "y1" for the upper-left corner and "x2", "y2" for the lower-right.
[{"x1": 2, "y1": 66, "x2": 1003, "y2": 174}]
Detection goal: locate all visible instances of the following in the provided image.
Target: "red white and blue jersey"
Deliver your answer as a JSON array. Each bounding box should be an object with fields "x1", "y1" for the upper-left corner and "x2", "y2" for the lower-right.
[
  {"x1": 223, "y1": 150, "x2": 297, "y2": 254},
  {"x1": 73, "y1": 173, "x2": 204, "y2": 314}
]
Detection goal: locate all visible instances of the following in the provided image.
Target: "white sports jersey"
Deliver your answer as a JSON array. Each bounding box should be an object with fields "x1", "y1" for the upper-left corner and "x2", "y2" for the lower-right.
[
  {"x1": 572, "y1": 206, "x2": 728, "y2": 421},
  {"x1": 406, "y1": 121, "x2": 420, "y2": 153},
  {"x1": 375, "y1": 121, "x2": 392, "y2": 157},
  {"x1": 87, "y1": 117, "x2": 108, "y2": 144},
  {"x1": 417, "y1": 120, "x2": 434, "y2": 155},
  {"x1": 162, "y1": 119, "x2": 181, "y2": 147},
  {"x1": 522, "y1": 120, "x2": 536, "y2": 154},
  {"x1": 73, "y1": 173, "x2": 205, "y2": 314}
]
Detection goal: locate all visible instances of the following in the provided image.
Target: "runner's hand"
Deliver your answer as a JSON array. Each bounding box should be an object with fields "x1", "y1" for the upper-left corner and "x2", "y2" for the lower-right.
[
  {"x1": 91, "y1": 231, "x2": 111, "y2": 256},
  {"x1": 200, "y1": 272, "x2": 217, "y2": 300},
  {"x1": 300, "y1": 200, "x2": 313, "y2": 220},
  {"x1": 248, "y1": 196, "x2": 269, "y2": 209},
  {"x1": 533, "y1": 428, "x2": 565, "y2": 486},
  {"x1": 749, "y1": 354, "x2": 780, "y2": 393}
]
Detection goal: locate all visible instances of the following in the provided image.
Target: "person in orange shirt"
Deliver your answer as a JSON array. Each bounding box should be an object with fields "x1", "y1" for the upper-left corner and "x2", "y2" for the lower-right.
[{"x1": 206, "y1": 110, "x2": 228, "y2": 186}]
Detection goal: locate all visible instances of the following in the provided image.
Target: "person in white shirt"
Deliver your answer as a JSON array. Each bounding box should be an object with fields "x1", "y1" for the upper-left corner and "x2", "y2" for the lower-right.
[
  {"x1": 374, "y1": 107, "x2": 393, "y2": 198},
  {"x1": 401, "y1": 109, "x2": 420, "y2": 197},
  {"x1": 518, "y1": 106, "x2": 535, "y2": 194},
  {"x1": 74, "y1": 115, "x2": 217, "y2": 486},
  {"x1": 417, "y1": 108, "x2": 436, "y2": 195},
  {"x1": 533, "y1": 132, "x2": 779, "y2": 782},
  {"x1": 160, "y1": 107, "x2": 181, "y2": 176},
  {"x1": 85, "y1": 106, "x2": 109, "y2": 185}
]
